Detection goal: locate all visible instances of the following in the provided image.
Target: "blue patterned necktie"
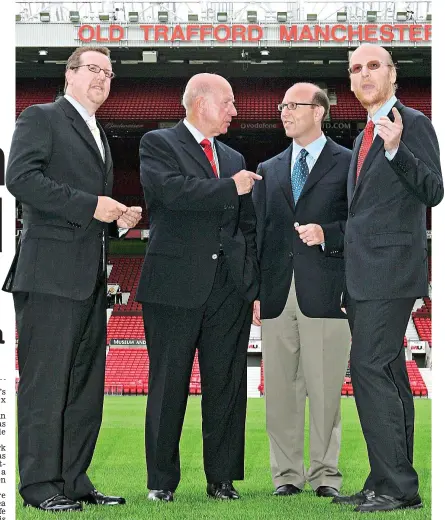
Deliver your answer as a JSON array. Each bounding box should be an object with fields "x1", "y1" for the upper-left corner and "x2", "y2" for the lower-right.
[{"x1": 291, "y1": 149, "x2": 309, "y2": 205}]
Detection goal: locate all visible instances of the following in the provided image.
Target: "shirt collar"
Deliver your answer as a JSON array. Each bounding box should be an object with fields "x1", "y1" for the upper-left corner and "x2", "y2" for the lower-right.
[
  {"x1": 369, "y1": 95, "x2": 398, "y2": 124},
  {"x1": 292, "y1": 133, "x2": 327, "y2": 163},
  {"x1": 183, "y1": 118, "x2": 214, "y2": 146},
  {"x1": 64, "y1": 94, "x2": 96, "y2": 125}
]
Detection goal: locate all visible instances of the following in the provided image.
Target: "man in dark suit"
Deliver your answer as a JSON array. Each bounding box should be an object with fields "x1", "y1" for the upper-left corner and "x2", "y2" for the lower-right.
[
  {"x1": 332, "y1": 44, "x2": 442, "y2": 512},
  {"x1": 4, "y1": 46, "x2": 141, "y2": 512},
  {"x1": 253, "y1": 83, "x2": 351, "y2": 498},
  {"x1": 137, "y1": 73, "x2": 261, "y2": 502}
]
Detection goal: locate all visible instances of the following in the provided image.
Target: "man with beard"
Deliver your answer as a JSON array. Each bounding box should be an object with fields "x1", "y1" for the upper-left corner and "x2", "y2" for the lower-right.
[
  {"x1": 4, "y1": 46, "x2": 141, "y2": 512},
  {"x1": 332, "y1": 44, "x2": 442, "y2": 512}
]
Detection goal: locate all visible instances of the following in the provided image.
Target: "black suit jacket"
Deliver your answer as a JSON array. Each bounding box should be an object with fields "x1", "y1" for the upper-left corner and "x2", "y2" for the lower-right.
[
  {"x1": 4, "y1": 97, "x2": 113, "y2": 300},
  {"x1": 253, "y1": 137, "x2": 351, "y2": 319},
  {"x1": 136, "y1": 120, "x2": 259, "y2": 308},
  {"x1": 345, "y1": 100, "x2": 443, "y2": 301}
]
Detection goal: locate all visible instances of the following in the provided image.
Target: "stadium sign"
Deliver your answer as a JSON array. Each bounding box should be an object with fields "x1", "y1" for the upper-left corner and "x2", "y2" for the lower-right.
[{"x1": 78, "y1": 23, "x2": 432, "y2": 44}]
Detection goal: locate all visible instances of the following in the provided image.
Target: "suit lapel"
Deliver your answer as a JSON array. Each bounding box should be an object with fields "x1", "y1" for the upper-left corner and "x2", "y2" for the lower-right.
[
  {"x1": 299, "y1": 138, "x2": 338, "y2": 199},
  {"x1": 214, "y1": 141, "x2": 232, "y2": 178},
  {"x1": 350, "y1": 100, "x2": 405, "y2": 206},
  {"x1": 57, "y1": 97, "x2": 106, "y2": 172},
  {"x1": 348, "y1": 132, "x2": 362, "y2": 205},
  {"x1": 98, "y1": 121, "x2": 112, "y2": 179},
  {"x1": 275, "y1": 145, "x2": 294, "y2": 210},
  {"x1": 174, "y1": 121, "x2": 215, "y2": 179}
]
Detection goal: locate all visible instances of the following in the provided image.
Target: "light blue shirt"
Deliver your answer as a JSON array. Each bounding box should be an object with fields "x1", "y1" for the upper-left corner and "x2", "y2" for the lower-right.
[
  {"x1": 183, "y1": 118, "x2": 220, "y2": 176},
  {"x1": 291, "y1": 133, "x2": 327, "y2": 250},
  {"x1": 368, "y1": 94, "x2": 398, "y2": 160},
  {"x1": 291, "y1": 132, "x2": 327, "y2": 174}
]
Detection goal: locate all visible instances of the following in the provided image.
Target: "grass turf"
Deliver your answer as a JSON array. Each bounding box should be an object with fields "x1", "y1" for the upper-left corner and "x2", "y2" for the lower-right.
[{"x1": 17, "y1": 397, "x2": 431, "y2": 519}]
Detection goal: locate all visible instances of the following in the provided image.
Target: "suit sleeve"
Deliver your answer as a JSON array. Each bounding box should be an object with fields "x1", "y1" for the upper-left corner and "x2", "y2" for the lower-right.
[
  {"x1": 389, "y1": 113, "x2": 443, "y2": 206},
  {"x1": 140, "y1": 131, "x2": 239, "y2": 212},
  {"x1": 320, "y1": 221, "x2": 346, "y2": 257},
  {"x1": 6, "y1": 105, "x2": 98, "y2": 229},
  {"x1": 238, "y1": 156, "x2": 257, "y2": 260},
  {"x1": 252, "y1": 162, "x2": 265, "y2": 260}
]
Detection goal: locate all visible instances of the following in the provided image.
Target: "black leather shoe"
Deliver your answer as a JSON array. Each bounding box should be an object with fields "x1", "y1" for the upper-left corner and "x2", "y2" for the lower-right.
[
  {"x1": 332, "y1": 489, "x2": 375, "y2": 505},
  {"x1": 355, "y1": 493, "x2": 422, "y2": 512},
  {"x1": 316, "y1": 486, "x2": 339, "y2": 497},
  {"x1": 79, "y1": 489, "x2": 125, "y2": 506},
  {"x1": 23, "y1": 494, "x2": 82, "y2": 512},
  {"x1": 273, "y1": 484, "x2": 303, "y2": 496},
  {"x1": 207, "y1": 481, "x2": 240, "y2": 500},
  {"x1": 148, "y1": 490, "x2": 174, "y2": 502}
]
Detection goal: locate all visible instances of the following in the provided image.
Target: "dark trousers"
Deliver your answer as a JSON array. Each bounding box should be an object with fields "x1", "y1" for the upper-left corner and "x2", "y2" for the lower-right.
[
  {"x1": 14, "y1": 274, "x2": 107, "y2": 505},
  {"x1": 346, "y1": 297, "x2": 418, "y2": 500},
  {"x1": 142, "y1": 256, "x2": 252, "y2": 491}
]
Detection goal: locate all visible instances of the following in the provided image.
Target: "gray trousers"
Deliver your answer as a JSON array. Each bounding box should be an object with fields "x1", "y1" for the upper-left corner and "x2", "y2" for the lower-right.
[{"x1": 262, "y1": 278, "x2": 351, "y2": 490}]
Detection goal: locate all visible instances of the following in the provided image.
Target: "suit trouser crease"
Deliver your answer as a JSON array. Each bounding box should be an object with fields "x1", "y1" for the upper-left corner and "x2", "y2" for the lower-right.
[
  {"x1": 142, "y1": 256, "x2": 251, "y2": 491},
  {"x1": 15, "y1": 277, "x2": 106, "y2": 505},
  {"x1": 262, "y1": 276, "x2": 350, "y2": 490},
  {"x1": 347, "y1": 297, "x2": 418, "y2": 499}
]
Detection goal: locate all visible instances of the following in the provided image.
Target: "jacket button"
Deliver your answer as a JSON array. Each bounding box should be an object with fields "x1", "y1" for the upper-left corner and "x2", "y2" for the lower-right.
[
  {"x1": 349, "y1": 211, "x2": 355, "y2": 217},
  {"x1": 289, "y1": 252, "x2": 294, "y2": 258},
  {"x1": 212, "y1": 254, "x2": 218, "y2": 260}
]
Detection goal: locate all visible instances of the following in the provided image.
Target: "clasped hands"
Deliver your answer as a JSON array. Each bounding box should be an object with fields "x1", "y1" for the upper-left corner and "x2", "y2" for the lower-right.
[{"x1": 94, "y1": 196, "x2": 143, "y2": 228}]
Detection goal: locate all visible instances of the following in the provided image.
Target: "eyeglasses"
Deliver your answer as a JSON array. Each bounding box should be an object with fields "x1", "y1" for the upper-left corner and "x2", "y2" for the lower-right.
[
  {"x1": 348, "y1": 60, "x2": 393, "y2": 75},
  {"x1": 71, "y1": 64, "x2": 115, "y2": 79},
  {"x1": 278, "y1": 102, "x2": 319, "y2": 112}
]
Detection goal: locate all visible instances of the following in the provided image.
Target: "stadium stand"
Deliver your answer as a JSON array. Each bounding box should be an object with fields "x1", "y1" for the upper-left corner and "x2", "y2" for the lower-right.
[{"x1": 16, "y1": 78, "x2": 432, "y2": 122}]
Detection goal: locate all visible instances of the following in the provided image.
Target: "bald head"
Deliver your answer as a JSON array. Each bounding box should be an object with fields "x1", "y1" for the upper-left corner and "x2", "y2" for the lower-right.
[
  {"x1": 182, "y1": 73, "x2": 237, "y2": 137},
  {"x1": 349, "y1": 44, "x2": 397, "y2": 114},
  {"x1": 350, "y1": 44, "x2": 394, "y2": 68},
  {"x1": 182, "y1": 73, "x2": 232, "y2": 112}
]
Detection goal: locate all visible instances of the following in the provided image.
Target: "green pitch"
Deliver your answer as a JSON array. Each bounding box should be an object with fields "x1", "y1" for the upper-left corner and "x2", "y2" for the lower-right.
[{"x1": 17, "y1": 397, "x2": 431, "y2": 519}]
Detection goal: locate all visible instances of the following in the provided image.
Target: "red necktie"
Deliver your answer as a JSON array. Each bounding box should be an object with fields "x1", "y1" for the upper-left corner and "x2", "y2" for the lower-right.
[
  {"x1": 200, "y1": 139, "x2": 218, "y2": 178},
  {"x1": 356, "y1": 120, "x2": 375, "y2": 179}
]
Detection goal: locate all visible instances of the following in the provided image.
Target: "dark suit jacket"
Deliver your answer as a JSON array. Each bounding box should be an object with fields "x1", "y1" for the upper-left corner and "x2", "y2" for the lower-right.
[
  {"x1": 4, "y1": 97, "x2": 113, "y2": 300},
  {"x1": 253, "y1": 137, "x2": 351, "y2": 319},
  {"x1": 345, "y1": 100, "x2": 443, "y2": 301},
  {"x1": 136, "y1": 120, "x2": 259, "y2": 308}
]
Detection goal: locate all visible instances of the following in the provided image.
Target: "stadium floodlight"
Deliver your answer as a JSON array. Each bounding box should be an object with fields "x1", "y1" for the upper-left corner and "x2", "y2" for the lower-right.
[
  {"x1": 247, "y1": 11, "x2": 257, "y2": 23},
  {"x1": 396, "y1": 11, "x2": 407, "y2": 21},
  {"x1": 217, "y1": 12, "x2": 228, "y2": 22},
  {"x1": 40, "y1": 11, "x2": 50, "y2": 23},
  {"x1": 128, "y1": 11, "x2": 139, "y2": 23},
  {"x1": 337, "y1": 11, "x2": 347, "y2": 22},
  {"x1": 188, "y1": 14, "x2": 199, "y2": 22},
  {"x1": 38, "y1": 49, "x2": 48, "y2": 56},
  {"x1": 426, "y1": 13, "x2": 432, "y2": 21},
  {"x1": 15, "y1": 14, "x2": 21, "y2": 22},
  {"x1": 276, "y1": 12, "x2": 287, "y2": 23},
  {"x1": 99, "y1": 13, "x2": 110, "y2": 22},
  {"x1": 158, "y1": 11, "x2": 169, "y2": 23},
  {"x1": 307, "y1": 14, "x2": 317, "y2": 22},
  {"x1": 69, "y1": 11, "x2": 80, "y2": 23},
  {"x1": 366, "y1": 11, "x2": 377, "y2": 22},
  {"x1": 260, "y1": 49, "x2": 269, "y2": 56}
]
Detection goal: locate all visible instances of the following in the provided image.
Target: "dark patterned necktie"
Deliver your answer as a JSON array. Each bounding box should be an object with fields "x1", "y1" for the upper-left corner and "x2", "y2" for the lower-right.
[{"x1": 291, "y1": 149, "x2": 309, "y2": 205}]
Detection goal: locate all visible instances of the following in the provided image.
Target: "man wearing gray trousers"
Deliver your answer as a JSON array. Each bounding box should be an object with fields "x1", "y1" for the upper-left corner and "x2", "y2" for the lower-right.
[{"x1": 253, "y1": 82, "x2": 351, "y2": 497}]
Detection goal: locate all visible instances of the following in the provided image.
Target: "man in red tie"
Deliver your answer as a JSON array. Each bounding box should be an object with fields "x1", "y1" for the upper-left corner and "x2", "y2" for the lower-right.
[
  {"x1": 137, "y1": 73, "x2": 261, "y2": 502},
  {"x1": 332, "y1": 44, "x2": 442, "y2": 512}
]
